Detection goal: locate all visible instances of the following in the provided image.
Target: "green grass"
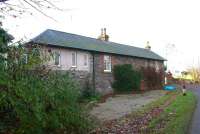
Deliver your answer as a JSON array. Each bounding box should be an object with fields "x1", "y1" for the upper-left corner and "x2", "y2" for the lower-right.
[
  {"x1": 148, "y1": 90, "x2": 197, "y2": 134},
  {"x1": 131, "y1": 91, "x2": 177, "y2": 116}
]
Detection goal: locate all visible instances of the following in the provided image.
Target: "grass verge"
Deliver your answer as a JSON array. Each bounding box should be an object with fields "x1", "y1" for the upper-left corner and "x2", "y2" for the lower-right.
[
  {"x1": 129, "y1": 91, "x2": 177, "y2": 117},
  {"x1": 148, "y1": 90, "x2": 197, "y2": 134}
]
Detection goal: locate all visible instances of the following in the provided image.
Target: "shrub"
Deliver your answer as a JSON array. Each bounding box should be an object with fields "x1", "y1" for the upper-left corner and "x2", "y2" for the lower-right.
[
  {"x1": 1, "y1": 72, "x2": 92, "y2": 134},
  {"x1": 0, "y1": 41, "x2": 92, "y2": 133},
  {"x1": 112, "y1": 64, "x2": 141, "y2": 92},
  {"x1": 141, "y1": 66, "x2": 163, "y2": 90},
  {"x1": 79, "y1": 78, "x2": 100, "y2": 102}
]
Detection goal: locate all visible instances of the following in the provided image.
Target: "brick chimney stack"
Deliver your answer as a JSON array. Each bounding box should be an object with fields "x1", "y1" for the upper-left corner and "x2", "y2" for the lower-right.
[{"x1": 98, "y1": 28, "x2": 109, "y2": 41}]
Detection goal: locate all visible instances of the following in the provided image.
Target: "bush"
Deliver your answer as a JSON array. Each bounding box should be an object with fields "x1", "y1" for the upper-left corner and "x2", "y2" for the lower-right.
[
  {"x1": 79, "y1": 78, "x2": 100, "y2": 102},
  {"x1": 0, "y1": 71, "x2": 92, "y2": 134},
  {"x1": 141, "y1": 66, "x2": 163, "y2": 90},
  {"x1": 0, "y1": 41, "x2": 92, "y2": 133},
  {"x1": 112, "y1": 64, "x2": 141, "y2": 92}
]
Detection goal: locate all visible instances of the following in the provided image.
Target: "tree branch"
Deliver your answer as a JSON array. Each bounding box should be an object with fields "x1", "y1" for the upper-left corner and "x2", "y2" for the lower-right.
[
  {"x1": 23, "y1": 0, "x2": 57, "y2": 21},
  {"x1": 0, "y1": 0, "x2": 63, "y2": 21}
]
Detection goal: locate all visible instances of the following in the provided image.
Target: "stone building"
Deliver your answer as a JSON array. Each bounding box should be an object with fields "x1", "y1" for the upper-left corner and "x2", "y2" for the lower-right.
[{"x1": 29, "y1": 29, "x2": 165, "y2": 95}]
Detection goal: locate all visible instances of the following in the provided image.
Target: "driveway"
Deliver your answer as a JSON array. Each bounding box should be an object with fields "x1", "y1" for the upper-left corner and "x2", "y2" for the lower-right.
[
  {"x1": 90, "y1": 90, "x2": 166, "y2": 122},
  {"x1": 189, "y1": 84, "x2": 200, "y2": 134}
]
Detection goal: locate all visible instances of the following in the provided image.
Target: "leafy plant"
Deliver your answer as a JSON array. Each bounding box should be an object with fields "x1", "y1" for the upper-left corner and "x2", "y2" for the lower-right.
[
  {"x1": 80, "y1": 77, "x2": 100, "y2": 102},
  {"x1": 141, "y1": 66, "x2": 164, "y2": 90},
  {"x1": 112, "y1": 64, "x2": 142, "y2": 92}
]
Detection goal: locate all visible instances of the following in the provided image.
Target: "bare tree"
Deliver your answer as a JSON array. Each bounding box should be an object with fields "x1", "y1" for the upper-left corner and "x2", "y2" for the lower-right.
[
  {"x1": 187, "y1": 67, "x2": 200, "y2": 83},
  {"x1": 0, "y1": 0, "x2": 63, "y2": 20}
]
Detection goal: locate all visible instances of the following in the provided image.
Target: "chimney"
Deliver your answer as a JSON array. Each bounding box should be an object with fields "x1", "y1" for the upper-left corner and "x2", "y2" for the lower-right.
[
  {"x1": 101, "y1": 28, "x2": 103, "y2": 36},
  {"x1": 98, "y1": 28, "x2": 109, "y2": 41},
  {"x1": 145, "y1": 41, "x2": 151, "y2": 50}
]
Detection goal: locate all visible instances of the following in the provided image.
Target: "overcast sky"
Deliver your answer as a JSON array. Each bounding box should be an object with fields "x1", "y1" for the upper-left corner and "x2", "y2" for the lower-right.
[{"x1": 2, "y1": 0, "x2": 200, "y2": 72}]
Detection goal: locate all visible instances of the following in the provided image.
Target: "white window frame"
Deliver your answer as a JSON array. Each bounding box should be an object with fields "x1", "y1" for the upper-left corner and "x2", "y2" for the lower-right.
[
  {"x1": 22, "y1": 54, "x2": 28, "y2": 64},
  {"x1": 2, "y1": 53, "x2": 8, "y2": 68},
  {"x1": 155, "y1": 62, "x2": 159, "y2": 72},
  {"x1": 83, "y1": 54, "x2": 88, "y2": 67},
  {"x1": 72, "y1": 52, "x2": 77, "y2": 67},
  {"x1": 54, "y1": 51, "x2": 61, "y2": 66},
  {"x1": 104, "y1": 55, "x2": 112, "y2": 72}
]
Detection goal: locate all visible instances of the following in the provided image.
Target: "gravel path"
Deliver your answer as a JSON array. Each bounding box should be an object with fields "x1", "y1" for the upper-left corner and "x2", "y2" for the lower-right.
[{"x1": 90, "y1": 90, "x2": 166, "y2": 122}]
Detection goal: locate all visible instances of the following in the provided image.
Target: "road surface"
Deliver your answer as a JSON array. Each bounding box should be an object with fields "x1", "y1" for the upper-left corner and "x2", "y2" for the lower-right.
[{"x1": 189, "y1": 84, "x2": 200, "y2": 134}]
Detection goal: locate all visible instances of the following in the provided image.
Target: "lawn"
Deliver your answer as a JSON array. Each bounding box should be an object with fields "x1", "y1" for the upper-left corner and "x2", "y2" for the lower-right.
[{"x1": 148, "y1": 90, "x2": 197, "y2": 134}]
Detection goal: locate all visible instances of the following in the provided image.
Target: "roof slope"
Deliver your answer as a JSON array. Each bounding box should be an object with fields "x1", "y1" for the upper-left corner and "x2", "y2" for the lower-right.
[{"x1": 31, "y1": 29, "x2": 165, "y2": 61}]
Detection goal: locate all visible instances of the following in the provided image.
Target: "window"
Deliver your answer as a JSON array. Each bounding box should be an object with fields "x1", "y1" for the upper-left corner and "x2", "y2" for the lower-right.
[
  {"x1": 104, "y1": 55, "x2": 111, "y2": 72},
  {"x1": 72, "y1": 52, "x2": 77, "y2": 67},
  {"x1": 155, "y1": 62, "x2": 159, "y2": 72},
  {"x1": 22, "y1": 54, "x2": 28, "y2": 64},
  {"x1": 83, "y1": 54, "x2": 88, "y2": 66},
  {"x1": 54, "y1": 52, "x2": 61, "y2": 66},
  {"x1": 32, "y1": 48, "x2": 40, "y2": 56}
]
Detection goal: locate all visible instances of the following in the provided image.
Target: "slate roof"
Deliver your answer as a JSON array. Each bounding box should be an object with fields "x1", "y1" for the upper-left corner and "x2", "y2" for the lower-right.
[{"x1": 30, "y1": 29, "x2": 165, "y2": 61}]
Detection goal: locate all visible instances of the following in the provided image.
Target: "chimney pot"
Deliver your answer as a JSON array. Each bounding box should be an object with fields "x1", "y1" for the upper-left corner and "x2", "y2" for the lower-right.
[
  {"x1": 104, "y1": 28, "x2": 106, "y2": 35},
  {"x1": 101, "y1": 28, "x2": 103, "y2": 35},
  {"x1": 98, "y1": 28, "x2": 109, "y2": 41}
]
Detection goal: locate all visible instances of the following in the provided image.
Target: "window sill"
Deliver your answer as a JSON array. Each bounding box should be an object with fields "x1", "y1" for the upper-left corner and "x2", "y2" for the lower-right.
[
  {"x1": 104, "y1": 70, "x2": 112, "y2": 73},
  {"x1": 53, "y1": 64, "x2": 61, "y2": 67}
]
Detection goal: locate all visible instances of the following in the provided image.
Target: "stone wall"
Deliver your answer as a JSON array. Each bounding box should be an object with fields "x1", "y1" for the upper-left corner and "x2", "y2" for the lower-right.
[
  {"x1": 93, "y1": 53, "x2": 113, "y2": 94},
  {"x1": 93, "y1": 53, "x2": 164, "y2": 95},
  {"x1": 67, "y1": 54, "x2": 94, "y2": 91},
  {"x1": 68, "y1": 70, "x2": 93, "y2": 91}
]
